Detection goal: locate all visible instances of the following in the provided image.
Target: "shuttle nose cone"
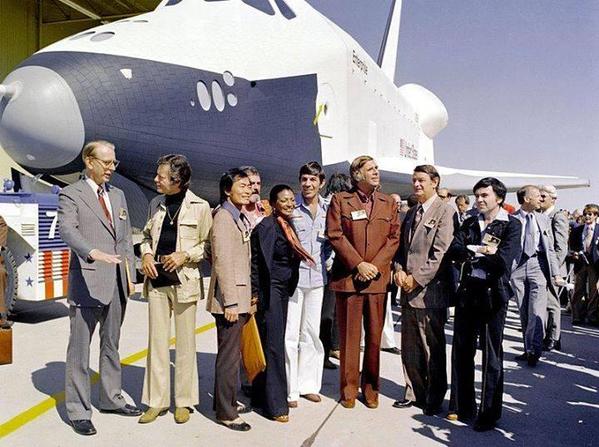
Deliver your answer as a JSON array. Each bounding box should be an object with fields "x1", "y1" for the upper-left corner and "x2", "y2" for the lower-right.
[{"x1": 0, "y1": 66, "x2": 84, "y2": 171}]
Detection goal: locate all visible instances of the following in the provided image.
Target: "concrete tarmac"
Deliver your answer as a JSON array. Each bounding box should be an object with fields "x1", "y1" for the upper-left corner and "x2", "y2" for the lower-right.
[{"x1": 1, "y1": 287, "x2": 597, "y2": 447}]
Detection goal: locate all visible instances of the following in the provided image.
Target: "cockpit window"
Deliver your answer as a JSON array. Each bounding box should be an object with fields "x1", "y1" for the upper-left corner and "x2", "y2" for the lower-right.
[
  {"x1": 273, "y1": 0, "x2": 296, "y2": 19},
  {"x1": 165, "y1": 0, "x2": 183, "y2": 6},
  {"x1": 241, "y1": 0, "x2": 275, "y2": 16}
]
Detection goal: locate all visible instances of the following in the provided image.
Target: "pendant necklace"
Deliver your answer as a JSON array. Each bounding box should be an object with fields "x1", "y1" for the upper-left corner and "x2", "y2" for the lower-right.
[{"x1": 166, "y1": 203, "x2": 183, "y2": 225}]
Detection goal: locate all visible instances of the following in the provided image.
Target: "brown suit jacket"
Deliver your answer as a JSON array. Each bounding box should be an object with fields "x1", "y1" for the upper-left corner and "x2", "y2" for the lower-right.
[
  {"x1": 327, "y1": 189, "x2": 400, "y2": 293},
  {"x1": 206, "y1": 205, "x2": 252, "y2": 314},
  {"x1": 395, "y1": 196, "x2": 455, "y2": 308}
]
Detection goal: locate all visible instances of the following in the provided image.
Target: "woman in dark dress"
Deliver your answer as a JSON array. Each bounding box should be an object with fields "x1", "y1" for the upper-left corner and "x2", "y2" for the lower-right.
[{"x1": 250, "y1": 184, "x2": 314, "y2": 422}]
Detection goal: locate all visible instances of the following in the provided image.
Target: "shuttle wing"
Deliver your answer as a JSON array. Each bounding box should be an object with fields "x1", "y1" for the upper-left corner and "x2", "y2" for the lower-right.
[{"x1": 436, "y1": 165, "x2": 590, "y2": 193}]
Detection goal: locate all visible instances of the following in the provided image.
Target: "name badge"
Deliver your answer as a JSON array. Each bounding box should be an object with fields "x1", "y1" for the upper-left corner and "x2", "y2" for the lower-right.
[
  {"x1": 317, "y1": 229, "x2": 327, "y2": 241},
  {"x1": 242, "y1": 230, "x2": 251, "y2": 242},
  {"x1": 119, "y1": 208, "x2": 128, "y2": 220},
  {"x1": 482, "y1": 233, "x2": 501, "y2": 248},
  {"x1": 351, "y1": 210, "x2": 368, "y2": 221},
  {"x1": 424, "y1": 218, "x2": 437, "y2": 229}
]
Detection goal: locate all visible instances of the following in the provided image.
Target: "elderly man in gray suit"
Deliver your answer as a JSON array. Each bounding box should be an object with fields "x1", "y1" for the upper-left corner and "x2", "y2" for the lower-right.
[
  {"x1": 59, "y1": 140, "x2": 140, "y2": 436},
  {"x1": 539, "y1": 185, "x2": 569, "y2": 351},
  {"x1": 511, "y1": 185, "x2": 562, "y2": 366},
  {"x1": 393, "y1": 165, "x2": 455, "y2": 415}
]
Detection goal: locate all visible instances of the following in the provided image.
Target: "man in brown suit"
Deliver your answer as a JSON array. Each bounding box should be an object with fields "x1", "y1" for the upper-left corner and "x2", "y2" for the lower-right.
[
  {"x1": 326, "y1": 155, "x2": 400, "y2": 409},
  {"x1": 0, "y1": 215, "x2": 11, "y2": 328},
  {"x1": 393, "y1": 165, "x2": 455, "y2": 415}
]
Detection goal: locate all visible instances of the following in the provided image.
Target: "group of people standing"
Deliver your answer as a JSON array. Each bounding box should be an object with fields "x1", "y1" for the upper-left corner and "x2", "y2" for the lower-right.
[{"x1": 58, "y1": 139, "x2": 576, "y2": 437}]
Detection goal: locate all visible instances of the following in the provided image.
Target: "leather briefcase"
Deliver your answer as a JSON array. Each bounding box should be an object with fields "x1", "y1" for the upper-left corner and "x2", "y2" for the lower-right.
[{"x1": 0, "y1": 328, "x2": 12, "y2": 365}]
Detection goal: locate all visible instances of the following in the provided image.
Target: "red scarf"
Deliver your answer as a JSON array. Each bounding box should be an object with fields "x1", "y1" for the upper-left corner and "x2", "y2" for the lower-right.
[{"x1": 276, "y1": 216, "x2": 316, "y2": 268}]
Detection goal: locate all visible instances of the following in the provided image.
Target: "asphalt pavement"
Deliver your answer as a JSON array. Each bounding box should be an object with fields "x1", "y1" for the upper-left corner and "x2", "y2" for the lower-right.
[{"x1": 0, "y1": 286, "x2": 597, "y2": 447}]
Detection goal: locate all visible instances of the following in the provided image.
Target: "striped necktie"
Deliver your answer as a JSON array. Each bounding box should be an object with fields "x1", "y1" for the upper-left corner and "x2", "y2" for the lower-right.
[{"x1": 97, "y1": 187, "x2": 113, "y2": 228}]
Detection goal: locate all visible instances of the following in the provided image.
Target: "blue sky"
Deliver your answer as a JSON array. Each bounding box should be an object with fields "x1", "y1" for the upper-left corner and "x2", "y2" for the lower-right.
[{"x1": 307, "y1": 0, "x2": 599, "y2": 211}]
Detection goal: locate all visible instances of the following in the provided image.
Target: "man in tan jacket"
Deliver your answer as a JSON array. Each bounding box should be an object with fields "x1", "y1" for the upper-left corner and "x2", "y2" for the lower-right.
[
  {"x1": 393, "y1": 165, "x2": 455, "y2": 415},
  {"x1": 206, "y1": 168, "x2": 254, "y2": 431},
  {"x1": 326, "y1": 155, "x2": 400, "y2": 409},
  {"x1": 139, "y1": 154, "x2": 212, "y2": 424}
]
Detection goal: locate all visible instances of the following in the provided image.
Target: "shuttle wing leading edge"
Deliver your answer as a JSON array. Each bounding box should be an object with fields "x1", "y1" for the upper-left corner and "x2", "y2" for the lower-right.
[{"x1": 437, "y1": 165, "x2": 590, "y2": 194}]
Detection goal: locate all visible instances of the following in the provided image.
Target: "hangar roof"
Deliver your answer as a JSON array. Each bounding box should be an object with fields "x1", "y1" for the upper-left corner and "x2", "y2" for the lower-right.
[{"x1": 43, "y1": 0, "x2": 161, "y2": 25}]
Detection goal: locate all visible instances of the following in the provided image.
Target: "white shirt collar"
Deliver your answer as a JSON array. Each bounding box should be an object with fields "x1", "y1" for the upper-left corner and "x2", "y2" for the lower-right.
[
  {"x1": 419, "y1": 194, "x2": 438, "y2": 214},
  {"x1": 477, "y1": 207, "x2": 509, "y2": 231},
  {"x1": 544, "y1": 205, "x2": 555, "y2": 215},
  {"x1": 85, "y1": 176, "x2": 106, "y2": 194}
]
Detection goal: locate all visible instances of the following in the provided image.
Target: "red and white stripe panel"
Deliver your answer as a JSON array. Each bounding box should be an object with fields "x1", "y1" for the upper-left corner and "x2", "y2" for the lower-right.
[{"x1": 38, "y1": 250, "x2": 70, "y2": 299}]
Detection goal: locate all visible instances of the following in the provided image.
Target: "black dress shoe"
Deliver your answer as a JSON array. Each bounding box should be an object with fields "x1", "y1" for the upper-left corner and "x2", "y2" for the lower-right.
[
  {"x1": 382, "y1": 347, "x2": 401, "y2": 355},
  {"x1": 100, "y1": 404, "x2": 142, "y2": 416},
  {"x1": 392, "y1": 399, "x2": 414, "y2": 408},
  {"x1": 217, "y1": 419, "x2": 251, "y2": 431},
  {"x1": 473, "y1": 418, "x2": 496, "y2": 432},
  {"x1": 514, "y1": 352, "x2": 528, "y2": 361},
  {"x1": 237, "y1": 403, "x2": 252, "y2": 414},
  {"x1": 324, "y1": 359, "x2": 338, "y2": 370},
  {"x1": 544, "y1": 339, "x2": 556, "y2": 351},
  {"x1": 70, "y1": 419, "x2": 97, "y2": 436},
  {"x1": 527, "y1": 353, "x2": 540, "y2": 367},
  {"x1": 554, "y1": 338, "x2": 562, "y2": 351}
]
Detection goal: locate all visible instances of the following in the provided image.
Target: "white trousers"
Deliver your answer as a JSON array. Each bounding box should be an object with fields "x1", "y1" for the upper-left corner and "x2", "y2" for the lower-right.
[
  {"x1": 285, "y1": 286, "x2": 325, "y2": 401},
  {"x1": 361, "y1": 295, "x2": 398, "y2": 349}
]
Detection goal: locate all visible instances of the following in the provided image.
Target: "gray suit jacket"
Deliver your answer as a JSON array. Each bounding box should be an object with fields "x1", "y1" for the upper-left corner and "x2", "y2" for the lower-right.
[
  {"x1": 395, "y1": 196, "x2": 455, "y2": 309},
  {"x1": 546, "y1": 208, "x2": 569, "y2": 276},
  {"x1": 512, "y1": 209, "x2": 561, "y2": 294},
  {"x1": 59, "y1": 179, "x2": 134, "y2": 306}
]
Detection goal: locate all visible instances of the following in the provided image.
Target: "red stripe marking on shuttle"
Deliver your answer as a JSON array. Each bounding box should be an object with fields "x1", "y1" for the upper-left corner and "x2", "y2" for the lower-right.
[{"x1": 43, "y1": 251, "x2": 54, "y2": 299}]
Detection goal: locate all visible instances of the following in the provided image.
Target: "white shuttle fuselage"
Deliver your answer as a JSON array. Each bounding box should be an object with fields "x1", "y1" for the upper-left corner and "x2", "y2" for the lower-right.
[{"x1": 0, "y1": 0, "x2": 587, "y2": 209}]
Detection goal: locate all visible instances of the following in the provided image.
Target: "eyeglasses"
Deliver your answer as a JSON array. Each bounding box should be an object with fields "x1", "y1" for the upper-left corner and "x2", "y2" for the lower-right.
[
  {"x1": 584, "y1": 212, "x2": 597, "y2": 217},
  {"x1": 91, "y1": 157, "x2": 120, "y2": 169}
]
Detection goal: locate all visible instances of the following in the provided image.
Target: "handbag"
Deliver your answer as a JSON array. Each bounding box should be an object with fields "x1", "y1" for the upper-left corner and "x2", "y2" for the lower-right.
[{"x1": 241, "y1": 315, "x2": 266, "y2": 382}]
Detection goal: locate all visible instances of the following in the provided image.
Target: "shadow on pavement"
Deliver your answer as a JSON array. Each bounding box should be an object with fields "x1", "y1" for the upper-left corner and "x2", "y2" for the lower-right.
[{"x1": 11, "y1": 299, "x2": 69, "y2": 324}]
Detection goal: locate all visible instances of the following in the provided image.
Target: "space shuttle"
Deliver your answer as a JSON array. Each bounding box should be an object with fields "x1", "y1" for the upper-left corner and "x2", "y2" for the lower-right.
[{"x1": 0, "y1": 0, "x2": 588, "y2": 225}]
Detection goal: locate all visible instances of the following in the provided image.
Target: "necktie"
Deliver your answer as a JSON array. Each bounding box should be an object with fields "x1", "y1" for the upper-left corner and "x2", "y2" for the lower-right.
[
  {"x1": 97, "y1": 186, "x2": 113, "y2": 227},
  {"x1": 411, "y1": 206, "x2": 423, "y2": 240},
  {"x1": 276, "y1": 216, "x2": 316, "y2": 267},
  {"x1": 523, "y1": 213, "x2": 536, "y2": 257},
  {"x1": 584, "y1": 225, "x2": 594, "y2": 253}
]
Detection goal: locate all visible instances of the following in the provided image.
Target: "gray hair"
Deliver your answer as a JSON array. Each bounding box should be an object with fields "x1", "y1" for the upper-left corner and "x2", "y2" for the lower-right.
[{"x1": 539, "y1": 184, "x2": 557, "y2": 199}]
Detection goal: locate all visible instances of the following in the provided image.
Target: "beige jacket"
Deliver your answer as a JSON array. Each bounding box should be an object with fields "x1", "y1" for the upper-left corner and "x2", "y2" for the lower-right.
[
  {"x1": 395, "y1": 196, "x2": 455, "y2": 309},
  {"x1": 140, "y1": 189, "x2": 212, "y2": 302},
  {"x1": 206, "y1": 204, "x2": 252, "y2": 314}
]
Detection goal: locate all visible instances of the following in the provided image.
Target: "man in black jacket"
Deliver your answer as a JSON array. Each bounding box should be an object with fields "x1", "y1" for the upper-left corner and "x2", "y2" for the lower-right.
[
  {"x1": 446, "y1": 177, "x2": 522, "y2": 432},
  {"x1": 568, "y1": 203, "x2": 599, "y2": 325}
]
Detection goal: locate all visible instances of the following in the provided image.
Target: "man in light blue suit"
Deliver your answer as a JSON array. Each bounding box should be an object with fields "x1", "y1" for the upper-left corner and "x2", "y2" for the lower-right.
[
  {"x1": 59, "y1": 140, "x2": 141, "y2": 436},
  {"x1": 511, "y1": 185, "x2": 562, "y2": 367}
]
